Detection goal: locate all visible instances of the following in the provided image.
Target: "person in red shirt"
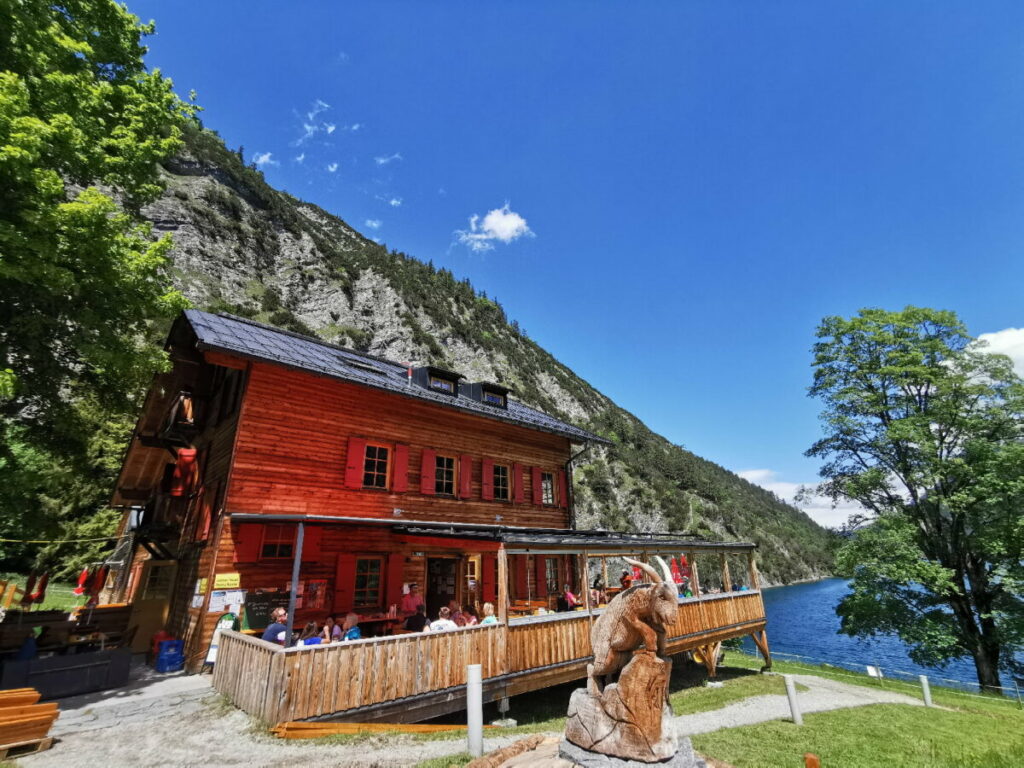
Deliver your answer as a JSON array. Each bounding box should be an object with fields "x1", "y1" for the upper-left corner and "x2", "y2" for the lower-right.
[{"x1": 401, "y1": 582, "x2": 424, "y2": 616}]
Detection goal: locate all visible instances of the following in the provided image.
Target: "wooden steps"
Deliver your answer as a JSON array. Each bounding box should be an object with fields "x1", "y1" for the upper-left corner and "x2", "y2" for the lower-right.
[
  {"x1": 0, "y1": 688, "x2": 59, "y2": 758},
  {"x1": 271, "y1": 721, "x2": 496, "y2": 739}
]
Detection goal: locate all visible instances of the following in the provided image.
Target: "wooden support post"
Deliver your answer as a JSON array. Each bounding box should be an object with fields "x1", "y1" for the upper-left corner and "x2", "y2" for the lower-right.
[
  {"x1": 579, "y1": 551, "x2": 591, "y2": 612},
  {"x1": 601, "y1": 557, "x2": 609, "y2": 594},
  {"x1": 689, "y1": 552, "x2": 701, "y2": 597},
  {"x1": 720, "y1": 553, "x2": 732, "y2": 593},
  {"x1": 284, "y1": 522, "x2": 304, "y2": 647},
  {"x1": 750, "y1": 629, "x2": 772, "y2": 670},
  {"x1": 497, "y1": 545, "x2": 508, "y2": 624},
  {"x1": 747, "y1": 551, "x2": 760, "y2": 590}
]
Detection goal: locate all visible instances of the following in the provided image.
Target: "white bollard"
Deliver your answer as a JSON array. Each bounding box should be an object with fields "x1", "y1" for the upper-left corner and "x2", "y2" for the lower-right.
[
  {"x1": 783, "y1": 674, "x2": 803, "y2": 725},
  {"x1": 467, "y1": 664, "x2": 483, "y2": 757},
  {"x1": 919, "y1": 674, "x2": 933, "y2": 707}
]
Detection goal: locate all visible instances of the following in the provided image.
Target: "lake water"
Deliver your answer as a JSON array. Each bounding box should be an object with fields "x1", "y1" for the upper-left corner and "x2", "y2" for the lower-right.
[{"x1": 741, "y1": 578, "x2": 984, "y2": 688}]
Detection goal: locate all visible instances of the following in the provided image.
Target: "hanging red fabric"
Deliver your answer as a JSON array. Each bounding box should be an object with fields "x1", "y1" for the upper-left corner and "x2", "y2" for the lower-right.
[
  {"x1": 19, "y1": 574, "x2": 37, "y2": 607},
  {"x1": 670, "y1": 558, "x2": 683, "y2": 583},
  {"x1": 170, "y1": 448, "x2": 198, "y2": 497},
  {"x1": 87, "y1": 565, "x2": 109, "y2": 605},
  {"x1": 29, "y1": 572, "x2": 49, "y2": 604},
  {"x1": 73, "y1": 567, "x2": 90, "y2": 595},
  {"x1": 631, "y1": 565, "x2": 643, "y2": 582}
]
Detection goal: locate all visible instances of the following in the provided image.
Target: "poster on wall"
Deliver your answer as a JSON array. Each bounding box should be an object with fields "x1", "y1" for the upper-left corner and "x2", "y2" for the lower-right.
[
  {"x1": 208, "y1": 589, "x2": 246, "y2": 614},
  {"x1": 304, "y1": 579, "x2": 328, "y2": 610},
  {"x1": 286, "y1": 580, "x2": 305, "y2": 609}
]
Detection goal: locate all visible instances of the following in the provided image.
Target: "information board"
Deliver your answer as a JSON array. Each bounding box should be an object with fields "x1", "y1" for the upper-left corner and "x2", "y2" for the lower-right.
[{"x1": 242, "y1": 591, "x2": 291, "y2": 631}]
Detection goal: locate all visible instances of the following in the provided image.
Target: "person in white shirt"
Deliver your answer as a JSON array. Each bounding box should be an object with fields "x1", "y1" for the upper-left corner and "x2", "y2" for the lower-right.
[{"x1": 428, "y1": 606, "x2": 458, "y2": 632}]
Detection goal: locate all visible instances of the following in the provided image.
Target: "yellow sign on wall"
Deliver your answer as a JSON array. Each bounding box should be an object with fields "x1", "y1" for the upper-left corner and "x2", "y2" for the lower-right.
[
  {"x1": 213, "y1": 572, "x2": 240, "y2": 589},
  {"x1": 196, "y1": 578, "x2": 208, "y2": 594}
]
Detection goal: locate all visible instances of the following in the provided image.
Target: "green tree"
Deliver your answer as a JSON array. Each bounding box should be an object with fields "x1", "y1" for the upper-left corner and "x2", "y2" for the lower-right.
[
  {"x1": 807, "y1": 306, "x2": 1024, "y2": 690},
  {"x1": 0, "y1": 0, "x2": 195, "y2": 569}
]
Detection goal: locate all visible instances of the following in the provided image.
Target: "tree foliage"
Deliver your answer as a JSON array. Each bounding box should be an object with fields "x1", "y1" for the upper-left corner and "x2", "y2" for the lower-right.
[
  {"x1": 807, "y1": 306, "x2": 1024, "y2": 689},
  {"x1": 0, "y1": 0, "x2": 195, "y2": 573}
]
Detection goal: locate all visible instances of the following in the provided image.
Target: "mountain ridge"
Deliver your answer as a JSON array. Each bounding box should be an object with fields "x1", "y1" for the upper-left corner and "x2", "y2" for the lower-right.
[{"x1": 143, "y1": 122, "x2": 835, "y2": 583}]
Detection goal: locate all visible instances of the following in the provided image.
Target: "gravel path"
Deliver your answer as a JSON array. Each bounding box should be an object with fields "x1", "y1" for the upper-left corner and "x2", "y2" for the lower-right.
[
  {"x1": 673, "y1": 673, "x2": 925, "y2": 736},
  {"x1": 17, "y1": 668, "x2": 923, "y2": 767}
]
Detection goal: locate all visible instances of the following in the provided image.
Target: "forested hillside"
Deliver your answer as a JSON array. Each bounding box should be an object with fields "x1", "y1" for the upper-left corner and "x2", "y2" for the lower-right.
[{"x1": 138, "y1": 124, "x2": 834, "y2": 583}]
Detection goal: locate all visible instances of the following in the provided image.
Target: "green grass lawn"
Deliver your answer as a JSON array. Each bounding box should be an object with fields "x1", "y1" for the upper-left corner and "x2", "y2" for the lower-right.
[
  {"x1": 693, "y1": 702, "x2": 1024, "y2": 768},
  {"x1": 0, "y1": 572, "x2": 84, "y2": 612}
]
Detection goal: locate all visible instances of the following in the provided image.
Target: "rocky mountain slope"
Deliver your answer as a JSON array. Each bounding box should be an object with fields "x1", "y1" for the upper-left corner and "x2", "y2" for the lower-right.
[{"x1": 144, "y1": 124, "x2": 835, "y2": 583}]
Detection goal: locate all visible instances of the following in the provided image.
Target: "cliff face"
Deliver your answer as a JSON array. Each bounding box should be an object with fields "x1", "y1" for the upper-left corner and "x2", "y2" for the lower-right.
[{"x1": 144, "y1": 124, "x2": 835, "y2": 583}]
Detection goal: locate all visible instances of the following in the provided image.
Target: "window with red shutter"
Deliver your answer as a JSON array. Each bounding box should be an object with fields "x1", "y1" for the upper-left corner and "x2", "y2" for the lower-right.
[
  {"x1": 531, "y1": 467, "x2": 543, "y2": 505},
  {"x1": 344, "y1": 437, "x2": 367, "y2": 488},
  {"x1": 232, "y1": 523, "x2": 262, "y2": 563}
]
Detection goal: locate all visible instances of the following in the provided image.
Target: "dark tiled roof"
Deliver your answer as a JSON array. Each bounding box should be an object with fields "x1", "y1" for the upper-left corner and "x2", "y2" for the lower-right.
[{"x1": 184, "y1": 309, "x2": 606, "y2": 444}]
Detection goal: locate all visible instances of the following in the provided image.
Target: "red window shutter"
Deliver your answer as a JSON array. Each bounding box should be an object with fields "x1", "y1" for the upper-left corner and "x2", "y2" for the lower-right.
[
  {"x1": 458, "y1": 455, "x2": 472, "y2": 499},
  {"x1": 334, "y1": 553, "x2": 356, "y2": 613},
  {"x1": 345, "y1": 437, "x2": 367, "y2": 489},
  {"x1": 393, "y1": 444, "x2": 409, "y2": 492},
  {"x1": 515, "y1": 556, "x2": 528, "y2": 599},
  {"x1": 481, "y1": 458, "x2": 494, "y2": 500},
  {"x1": 557, "y1": 470, "x2": 569, "y2": 509},
  {"x1": 170, "y1": 448, "x2": 198, "y2": 497},
  {"x1": 385, "y1": 554, "x2": 405, "y2": 609},
  {"x1": 300, "y1": 525, "x2": 322, "y2": 561},
  {"x1": 512, "y1": 463, "x2": 525, "y2": 504},
  {"x1": 232, "y1": 523, "x2": 262, "y2": 563},
  {"x1": 531, "y1": 467, "x2": 543, "y2": 506},
  {"x1": 481, "y1": 554, "x2": 497, "y2": 603},
  {"x1": 420, "y1": 449, "x2": 436, "y2": 495}
]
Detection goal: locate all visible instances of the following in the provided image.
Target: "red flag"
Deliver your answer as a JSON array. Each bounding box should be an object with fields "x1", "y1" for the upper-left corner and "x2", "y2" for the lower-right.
[
  {"x1": 73, "y1": 567, "x2": 90, "y2": 595},
  {"x1": 670, "y1": 558, "x2": 683, "y2": 583}
]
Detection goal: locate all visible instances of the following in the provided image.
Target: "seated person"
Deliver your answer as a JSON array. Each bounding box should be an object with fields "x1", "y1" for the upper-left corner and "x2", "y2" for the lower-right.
[
  {"x1": 297, "y1": 621, "x2": 322, "y2": 646},
  {"x1": 261, "y1": 607, "x2": 288, "y2": 644},
  {"x1": 404, "y1": 604, "x2": 429, "y2": 632},
  {"x1": 619, "y1": 570, "x2": 633, "y2": 590},
  {"x1": 563, "y1": 584, "x2": 578, "y2": 609},
  {"x1": 479, "y1": 602, "x2": 498, "y2": 625},
  {"x1": 341, "y1": 612, "x2": 361, "y2": 641},
  {"x1": 463, "y1": 604, "x2": 479, "y2": 626},
  {"x1": 400, "y1": 582, "x2": 424, "y2": 616},
  {"x1": 448, "y1": 600, "x2": 466, "y2": 627},
  {"x1": 321, "y1": 614, "x2": 343, "y2": 643},
  {"x1": 428, "y1": 606, "x2": 458, "y2": 632}
]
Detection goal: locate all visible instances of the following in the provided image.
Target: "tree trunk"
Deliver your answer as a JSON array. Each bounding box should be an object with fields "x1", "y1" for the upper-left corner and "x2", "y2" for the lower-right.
[{"x1": 970, "y1": 643, "x2": 1002, "y2": 692}]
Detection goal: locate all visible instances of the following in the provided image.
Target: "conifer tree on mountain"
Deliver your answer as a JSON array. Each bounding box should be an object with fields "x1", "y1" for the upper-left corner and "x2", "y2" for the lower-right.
[{"x1": 807, "y1": 306, "x2": 1024, "y2": 690}]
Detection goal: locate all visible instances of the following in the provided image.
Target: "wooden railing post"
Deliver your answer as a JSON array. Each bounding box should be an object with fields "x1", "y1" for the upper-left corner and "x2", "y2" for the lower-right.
[
  {"x1": 747, "y1": 551, "x2": 760, "y2": 590},
  {"x1": 688, "y1": 551, "x2": 701, "y2": 597},
  {"x1": 580, "y1": 550, "x2": 591, "y2": 611},
  {"x1": 720, "y1": 552, "x2": 731, "y2": 593},
  {"x1": 497, "y1": 545, "x2": 509, "y2": 675}
]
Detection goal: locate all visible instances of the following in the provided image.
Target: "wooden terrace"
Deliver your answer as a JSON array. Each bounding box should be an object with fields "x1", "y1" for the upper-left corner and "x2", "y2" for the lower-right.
[{"x1": 212, "y1": 534, "x2": 771, "y2": 724}]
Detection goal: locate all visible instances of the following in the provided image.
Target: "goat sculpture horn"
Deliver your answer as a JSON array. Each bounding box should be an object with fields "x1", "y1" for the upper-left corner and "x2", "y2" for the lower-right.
[
  {"x1": 623, "y1": 556, "x2": 662, "y2": 584},
  {"x1": 653, "y1": 556, "x2": 673, "y2": 585}
]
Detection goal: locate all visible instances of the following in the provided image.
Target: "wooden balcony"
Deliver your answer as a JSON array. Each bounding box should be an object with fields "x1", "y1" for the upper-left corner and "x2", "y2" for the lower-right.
[{"x1": 211, "y1": 589, "x2": 767, "y2": 724}]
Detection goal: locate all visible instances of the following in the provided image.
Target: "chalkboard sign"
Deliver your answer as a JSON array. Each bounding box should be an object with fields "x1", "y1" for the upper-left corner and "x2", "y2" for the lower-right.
[{"x1": 242, "y1": 592, "x2": 291, "y2": 631}]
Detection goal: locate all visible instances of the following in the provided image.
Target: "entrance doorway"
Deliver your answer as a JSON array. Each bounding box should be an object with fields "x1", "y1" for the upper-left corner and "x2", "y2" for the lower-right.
[
  {"x1": 129, "y1": 559, "x2": 177, "y2": 652},
  {"x1": 425, "y1": 558, "x2": 458, "y2": 618}
]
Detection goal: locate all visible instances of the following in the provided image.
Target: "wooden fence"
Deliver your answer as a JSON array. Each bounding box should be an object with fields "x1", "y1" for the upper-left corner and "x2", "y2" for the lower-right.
[{"x1": 212, "y1": 590, "x2": 766, "y2": 724}]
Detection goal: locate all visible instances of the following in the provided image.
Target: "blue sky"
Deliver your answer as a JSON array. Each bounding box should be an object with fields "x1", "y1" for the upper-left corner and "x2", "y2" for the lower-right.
[{"x1": 131, "y1": 1, "x2": 1024, "y2": 526}]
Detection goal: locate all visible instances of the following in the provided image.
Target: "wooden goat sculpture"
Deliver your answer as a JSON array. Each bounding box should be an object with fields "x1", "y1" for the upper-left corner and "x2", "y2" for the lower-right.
[{"x1": 587, "y1": 556, "x2": 678, "y2": 694}]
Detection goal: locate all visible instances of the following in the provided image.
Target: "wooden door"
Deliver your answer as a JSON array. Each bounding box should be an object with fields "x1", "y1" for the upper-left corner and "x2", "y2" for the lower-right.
[
  {"x1": 425, "y1": 557, "x2": 457, "y2": 618},
  {"x1": 128, "y1": 559, "x2": 178, "y2": 653}
]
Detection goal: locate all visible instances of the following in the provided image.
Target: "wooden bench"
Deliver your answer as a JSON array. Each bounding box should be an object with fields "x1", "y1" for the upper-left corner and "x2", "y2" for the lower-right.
[{"x1": 0, "y1": 689, "x2": 58, "y2": 759}]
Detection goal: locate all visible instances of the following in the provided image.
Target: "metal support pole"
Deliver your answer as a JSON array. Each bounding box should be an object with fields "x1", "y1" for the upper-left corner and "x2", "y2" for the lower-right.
[
  {"x1": 285, "y1": 522, "x2": 305, "y2": 647},
  {"x1": 919, "y1": 675, "x2": 933, "y2": 707},
  {"x1": 1014, "y1": 680, "x2": 1022, "y2": 710},
  {"x1": 467, "y1": 664, "x2": 483, "y2": 757},
  {"x1": 783, "y1": 674, "x2": 802, "y2": 725}
]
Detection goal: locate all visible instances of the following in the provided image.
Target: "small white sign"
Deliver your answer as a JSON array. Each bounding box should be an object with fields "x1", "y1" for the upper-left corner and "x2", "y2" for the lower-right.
[{"x1": 866, "y1": 665, "x2": 884, "y2": 679}]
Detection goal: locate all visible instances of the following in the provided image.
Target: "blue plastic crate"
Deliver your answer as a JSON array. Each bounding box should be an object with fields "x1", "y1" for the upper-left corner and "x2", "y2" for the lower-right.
[
  {"x1": 157, "y1": 639, "x2": 184, "y2": 658},
  {"x1": 154, "y1": 655, "x2": 184, "y2": 673}
]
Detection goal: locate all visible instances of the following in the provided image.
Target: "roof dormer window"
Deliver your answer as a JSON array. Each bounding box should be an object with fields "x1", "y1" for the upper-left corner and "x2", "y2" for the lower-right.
[
  {"x1": 482, "y1": 390, "x2": 506, "y2": 407},
  {"x1": 430, "y1": 376, "x2": 456, "y2": 394}
]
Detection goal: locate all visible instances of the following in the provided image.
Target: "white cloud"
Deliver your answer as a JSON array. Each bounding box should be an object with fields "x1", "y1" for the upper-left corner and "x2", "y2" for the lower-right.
[
  {"x1": 327, "y1": 162, "x2": 338, "y2": 173},
  {"x1": 455, "y1": 203, "x2": 534, "y2": 253},
  {"x1": 351, "y1": 123, "x2": 362, "y2": 131},
  {"x1": 388, "y1": 197, "x2": 402, "y2": 207},
  {"x1": 364, "y1": 219, "x2": 382, "y2": 230},
  {"x1": 325, "y1": 123, "x2": 336, "y2": 135},
  {"x1": 737, "y1": 468, "x2": 863, "y2": 529},
  {"x1": 976, "y1": 327, "x2": 1024, "y2": 376},
  {"x1": 252, "y1": 151, "x2": 278, "y2": 167},
  {"x1": 307, "y1": 99, "x2": 330, "y2": 121},
  {"x1": 375, "y1": 152, "x2": 403, "y2": 166},
  {"x1": 294, "y1": 153, "x2": 305, "y2": 164}
]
